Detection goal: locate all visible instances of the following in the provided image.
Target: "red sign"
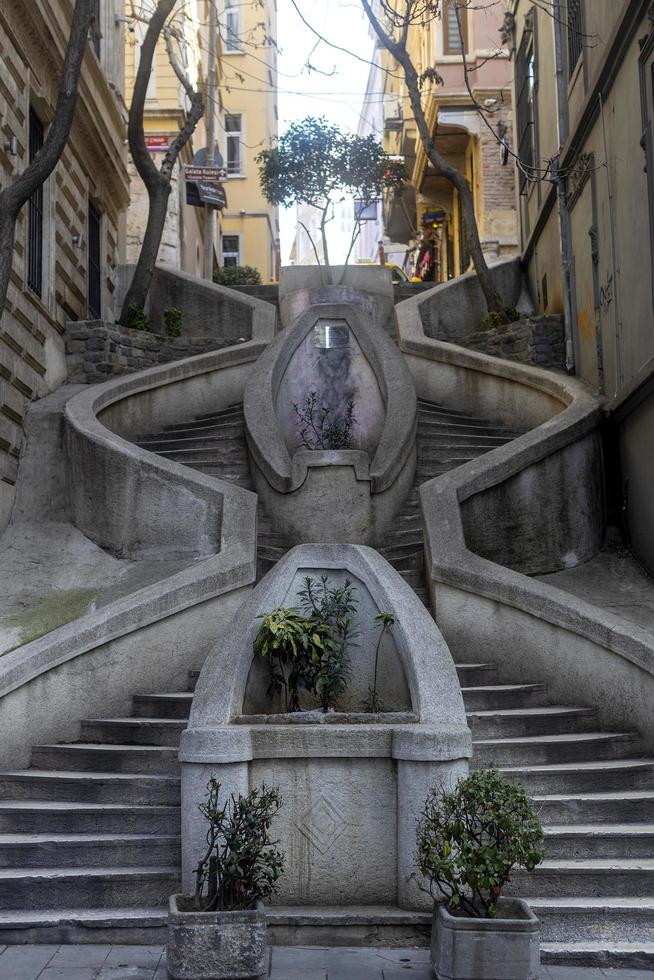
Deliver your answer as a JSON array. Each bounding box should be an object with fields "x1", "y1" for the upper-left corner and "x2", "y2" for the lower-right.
[
  {"x1": 184, "y1": 165, "x2": 227, "y2": 183},
  {"x1": 145, "y1": 135, "x2": 171, "y2": 152}
]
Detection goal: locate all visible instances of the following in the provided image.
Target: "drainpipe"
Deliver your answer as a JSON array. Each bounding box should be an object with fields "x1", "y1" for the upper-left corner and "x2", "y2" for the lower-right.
[
  {"x1": 553, "y1": 0, "x2": 576, "y2": 374},
  {"x1": 203, "y1": 0, "x2": 217, "y2": 281}
]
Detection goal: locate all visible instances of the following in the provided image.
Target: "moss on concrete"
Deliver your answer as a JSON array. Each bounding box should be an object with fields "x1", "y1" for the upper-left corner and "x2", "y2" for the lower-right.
[{"x1": 2, "y1": 589, "x2": 97, "y2": 653}]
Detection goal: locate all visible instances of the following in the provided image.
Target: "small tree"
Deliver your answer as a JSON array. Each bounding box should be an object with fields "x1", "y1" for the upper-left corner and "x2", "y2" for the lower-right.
[
  {"x1": 119, "y1": 0, "x2": 204, "y2": 325},
  {"x1": 257, "y1": 116, "x2": 405, "y2": 281},
  {"x1": 0, "y1": 0, "x2": 96, "y2": 319}
]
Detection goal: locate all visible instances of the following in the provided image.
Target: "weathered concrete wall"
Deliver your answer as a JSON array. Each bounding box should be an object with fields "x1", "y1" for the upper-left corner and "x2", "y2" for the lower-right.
[
  {"x1": 279, "y1": 266, "x2": 395, "y2": 333},
  {"x1": 456, "y1": 316, "x2": 565, "y2": 372},
  {"x1": 181, "y1": 545, "x2": 471, "y2": 909},
  {"x1": 416, "y1": 258, "x2": 534, "y2": 342},
  {"x1": 65, "y1": 321, "x2": 227, "y2": 384},
  {"x1": 115, "y1": 264, "x2": 275, "y2": 343}
]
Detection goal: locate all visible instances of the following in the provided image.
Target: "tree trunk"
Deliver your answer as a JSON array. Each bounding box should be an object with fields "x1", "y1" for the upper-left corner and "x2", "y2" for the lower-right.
[
  {"x1": 119, "y1": 0, "x2": 204, "y2": 324},
  {"x1": 0, "y1": 0, "x2": 96, "y2": 318},
  {"x1": 359, "y1": 0, "x2": 506, "y2": 315}
]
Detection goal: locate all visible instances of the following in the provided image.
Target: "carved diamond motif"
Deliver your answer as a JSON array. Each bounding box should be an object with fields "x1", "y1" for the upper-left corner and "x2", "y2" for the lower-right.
[{"x1": 295, "y1": 796, "x2": 348, "y2": 855}]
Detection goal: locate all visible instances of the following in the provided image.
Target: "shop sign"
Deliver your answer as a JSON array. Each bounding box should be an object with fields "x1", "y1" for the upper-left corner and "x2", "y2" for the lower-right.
[{"x1": 145, "y1": 135, "x2": 171, "y2": 152}]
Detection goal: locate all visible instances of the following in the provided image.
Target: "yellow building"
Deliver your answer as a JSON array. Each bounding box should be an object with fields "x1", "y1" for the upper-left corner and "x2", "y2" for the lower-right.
[
  {"x1": 378, "y1": 0, "x2": 517, "y2": 282},
  {"x1": 508, "y1": 0, "x2": 654, "y2": 574},
  {"x1": 0, "y1": 0, "x2": 130, "y2": 531},
  {"x1": 218, "y1": 0, "x2": 280, "y2": 281},
  {"x1": 124, "y1": 0, "x2": 219, "y2": 278}
]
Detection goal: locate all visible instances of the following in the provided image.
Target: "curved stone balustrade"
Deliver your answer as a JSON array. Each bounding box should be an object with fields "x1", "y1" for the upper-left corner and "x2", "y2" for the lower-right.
[
  {"x1": 0, "y1": 299, "x2": 277, "y2": 765},
  {"x1": 181, "y1": 544, "x2": 471, "y2": 909},
  {"x1": 244, "y1": 298, "x2": 417, "y2": 544},
  {"x1": 396, "y1": 271, "x2": 654, "y2": 748}
]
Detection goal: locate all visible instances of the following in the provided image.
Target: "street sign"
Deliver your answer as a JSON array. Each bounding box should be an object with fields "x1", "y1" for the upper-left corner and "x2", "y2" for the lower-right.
[
  {"x1": 145, "y1": 134, "x2": 170, "y2": 152},
  {"x1": 186, "y1": 179, "x2": 227, "y2": 210},
  {"x1": 184, "y1": 165, "x2": 227, "y2": 183}
]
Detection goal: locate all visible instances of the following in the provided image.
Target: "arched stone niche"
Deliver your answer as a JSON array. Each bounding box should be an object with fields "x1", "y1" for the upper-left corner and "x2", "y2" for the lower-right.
[
  {"x1": 180, "y1": 545, "x2": 471, "y2": 911},
  {"x1": 244, "y1": 298, "x2": 418, "y2": 546}
]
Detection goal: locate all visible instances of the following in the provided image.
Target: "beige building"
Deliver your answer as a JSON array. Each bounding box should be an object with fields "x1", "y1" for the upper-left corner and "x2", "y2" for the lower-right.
[
  {"x1": 218, "y1": 0, "x2": 280, "y2": 281},
  {"x1": 124, "y1": 0, "x2": 220, "y2": 279},
  {"x1": 0, "y1": 0, "x2": 130, "y2": 531},
  {"x1": 379, "y1": 0, "x2": 517, "y2": 281},
  {"x1": 508, "y1": 0, "x2": 654, "y2": 571}
]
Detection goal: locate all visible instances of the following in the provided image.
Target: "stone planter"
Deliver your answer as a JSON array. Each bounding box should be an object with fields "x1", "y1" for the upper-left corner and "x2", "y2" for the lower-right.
[
  {"x1": 167, "y1": 895, "x2": 267, "y2": 979},
  {"x1": 431, "y1": 898, "x2": 540, "y2": 980}
]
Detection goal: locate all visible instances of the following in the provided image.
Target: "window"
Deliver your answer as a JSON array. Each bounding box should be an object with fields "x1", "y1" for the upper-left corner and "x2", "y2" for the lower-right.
[
  {"x1": 222, "y1": 234, "x2": 240, "y2": 267},
  {"x1": 88, "y1": 202, "x2": 102, "y2": 319},
  {"x1": 27, "y1": 107, "x2": 44, "y2": 298},
  {"x1": 224, "y1": 0, "x2": 242, "y2": 52},
  {"x1": 515, "y1": 24, "x2": 536, "y2": 193},
  {"x1": 566, "y1": 0, "x2": 583, "y2": 78},
  {"x1": 443, "y1": 0, "x2": 467, "y2": 55},
  {"x1": 225, "y1": 114, "x2": 242, "y2": 175}
]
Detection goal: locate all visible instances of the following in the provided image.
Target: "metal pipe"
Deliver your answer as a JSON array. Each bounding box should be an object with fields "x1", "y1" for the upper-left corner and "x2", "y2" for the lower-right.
[
  {"x1": 553, "y1": 0, "x2": 576, "y2": 374},
  {"x1": 599, "y1": 91, "x2": 622, "y2": 397},
  {"x1": 203, "y1": 0, "x2": 217, "y2": 281}
]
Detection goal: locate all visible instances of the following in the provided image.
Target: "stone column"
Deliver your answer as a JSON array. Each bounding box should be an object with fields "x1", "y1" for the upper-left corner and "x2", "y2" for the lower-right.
[{"x1": 179, "y1": 727, "x2": 253, "y2": 892}]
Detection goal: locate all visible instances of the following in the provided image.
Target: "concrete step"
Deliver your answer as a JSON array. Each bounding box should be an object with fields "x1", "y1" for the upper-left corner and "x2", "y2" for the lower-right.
[
  {"x1": 454, "y1": 663, "x2": 498, "y2": 686},
  {"x1": 533, "y1": 791, "x2": 654, "y2": 824},
  {"x1": 466, "y1": 706, "x2": 597, "y2": 738},
  {"x1": 162, "y1": 419, "x2": 246, "y2": 437},
  {"x1": 417, "y1": 420, "x2": 520, "y2": 437},
  {"x1": 0, "y1": 906, "x2": 169, "y2": 945},
  {"x1": 138, "y1": 434, "x2": 246, "y2": 452},
  {"x1": 156, "y1": 451, "x2": 250, "y2": 469},
  {"x1": 510, "y1": 858, "x2": 654, "y2": 897},
  {"x1": 0, "y1": 866, "x2": 180, "y2": 910},
  {"x1": 543, "y1": 824, "x2": 654, "y2": 860},
  {"x1": 384, "y1": 551, "x2": 424, "y2": 572},
  {"x1": 0, "y1": 771, "x2": 180, "y2": 804},
  {"x1": 133, "y1": 693, "x2": 193, "y2": 720},
  {"x1": 496, "y1": 759, "x2": 654, "y2": 794},
  {"x1": 540, "y1": 940, "x2": 654, "y2": 969},
  {"x1": 418, "y1": 435, "x2": 511, "y2": 450},
  {"x1": 412, "y1": 588, "x2": 430, "y2": 607},
  {"x1": 0, "y1": 833, "x2": 180, "y2": 868},
  {"x1": 80, "y1": 719, "x2": 187, "y2": 747},
  {"x1": 395, "y1": 569, "x2": 425, "y2": 589},
  {"x1": 31, "y1": 744, "x2": 179, "y2": 775},
  {"x1": 378, "y1": 540, "x2": 424, "y2": 560},
  {"x1": 0, "y1": 801, "x2": 180, "y2": 834},
  {"x1": 472, "y1": 732, "x2": 641, "y2": 767},
  {"x1": 193, "y1": 405, "x2": 244, "y2": 422},
  {"x1": 532, "y1": 897, "x2": 654, "y2": 943},
  {"x1": 461, "y1": 684, "x2": 545, "y2": 711}
]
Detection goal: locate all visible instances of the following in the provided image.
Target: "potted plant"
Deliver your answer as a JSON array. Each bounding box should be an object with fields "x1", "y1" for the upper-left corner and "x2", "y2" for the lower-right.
[
  {"x1": 167, "y1": 779, "x2": 284, "y2": 980},
  {"x1": 414, "y1": 768, "x2": 544, "y2": 980}
]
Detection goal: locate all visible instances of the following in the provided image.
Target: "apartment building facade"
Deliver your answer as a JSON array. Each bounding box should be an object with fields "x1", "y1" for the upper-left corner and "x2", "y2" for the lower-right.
[
  {"x1": 0, "y1": 0, "x2": 130, "y2": 530},
  {"x1": 378, "y1": 0, "x2": 517, "y2": 282},
  {"x1": 508, "y1": 0, "x2": 654, "y2": 571}
]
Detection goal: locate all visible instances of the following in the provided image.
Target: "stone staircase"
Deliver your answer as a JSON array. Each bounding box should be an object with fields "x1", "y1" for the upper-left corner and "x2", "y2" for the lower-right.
[
  {"x1": 1, "y1": 663, "x2": 654, "y2": 963},
  {"x1": 136, "y1": 398, "x2": 520, "y2": 592}
]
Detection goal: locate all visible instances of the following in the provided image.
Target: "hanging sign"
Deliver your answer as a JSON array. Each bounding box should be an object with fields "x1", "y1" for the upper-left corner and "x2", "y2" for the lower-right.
[{"x1": 186, "y1": 179, "x2": 228, "y2": 210}]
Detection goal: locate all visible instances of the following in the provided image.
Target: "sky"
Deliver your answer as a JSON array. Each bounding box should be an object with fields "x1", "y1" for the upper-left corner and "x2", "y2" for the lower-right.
[{"x1": 275, "y1": 0, "x2": 375, "y2": 261}]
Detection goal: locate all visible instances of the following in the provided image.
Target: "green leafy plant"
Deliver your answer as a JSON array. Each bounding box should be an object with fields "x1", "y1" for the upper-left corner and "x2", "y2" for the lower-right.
[
  {"x1": 293, "y1": 392, "x2": 358, "y2": 450},
  {"x1": 163, "y1": 306, "x2": 182, "y2": 337},
  {"x1": 213, "y1": 265, "x2": 262, "y2": 287},
  {"x1": 414, "y1": 769, "x2": 544, "y2": 919},
  {"x1": 257, "y1": 116, "x2": 405, "y2": 278},
  {"x1": 482, "y1": 308, "x2": 521, "y2": 330},
  {"x1": 298, "y1": 575, "x2": 358, "y2": 711},
  {"x1": 193, "y1": 778, "x2": 284, "y2": 912},
  {"x1": 124, "y1": 304, "x2": 150, "y2": 331},
  {"x1": 253, "y1": 607, "x2": 334, "y2": 712},
  {"x1": 362, "y1": 611, "x2": 397, "y2": 713}
]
